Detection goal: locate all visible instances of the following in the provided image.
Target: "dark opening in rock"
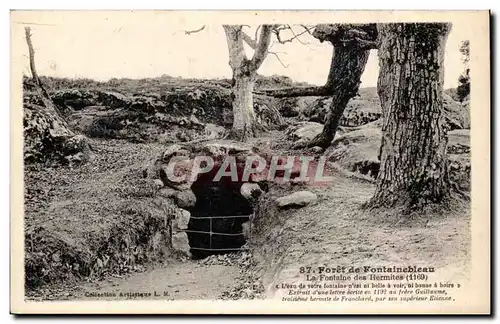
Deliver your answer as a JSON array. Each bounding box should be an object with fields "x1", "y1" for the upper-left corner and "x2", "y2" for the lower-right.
[{"x1": 188, "y1": 170, "x2": 253, "y2": 259}]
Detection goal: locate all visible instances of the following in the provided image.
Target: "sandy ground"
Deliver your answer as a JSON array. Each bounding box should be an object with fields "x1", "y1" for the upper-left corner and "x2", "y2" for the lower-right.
[
  {"x1": 74, "y1": 261, "x2": 241, "y2": 300},
  {"x1": 66, "y1": 167, "x2": 470, "y2": 301},
  {"x1": 27, "y1": 259, "x2": 244, "y2": 301},
  {"x1": 250, "y1": 166, "x2": 471, "y2": 298}
]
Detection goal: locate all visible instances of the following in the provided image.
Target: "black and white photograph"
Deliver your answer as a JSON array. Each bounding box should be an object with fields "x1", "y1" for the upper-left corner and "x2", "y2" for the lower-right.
[{"x1": 9, "y1": 10, "x2": 490, "y2": 314}]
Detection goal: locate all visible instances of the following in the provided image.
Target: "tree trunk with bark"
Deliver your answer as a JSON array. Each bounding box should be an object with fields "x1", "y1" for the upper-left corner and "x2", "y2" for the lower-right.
[
  {"x1": 223, "y1": 25, "x2": 272, "y2": 141},
  {"x1": 307, "y1": 45, "x2": 370, "y2": 148},
  {"x1": 368, "y1": 23, "x2": 451, "y2": 209},
  {"x1": 230, "y1": 71, "x2": 257, "y2": 140},
  {"x1": 257, "y1": 24, "x2": 377, "y2": 148}
]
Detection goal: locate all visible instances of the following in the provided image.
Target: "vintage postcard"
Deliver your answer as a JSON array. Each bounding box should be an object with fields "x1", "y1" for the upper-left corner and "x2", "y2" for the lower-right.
[{"x1": 10, "y1": 10, "x2": 490, "y2": 314}]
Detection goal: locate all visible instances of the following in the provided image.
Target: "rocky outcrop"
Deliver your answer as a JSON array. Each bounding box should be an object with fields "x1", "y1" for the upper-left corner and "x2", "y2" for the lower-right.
[
  {"x1": 97, "y1": 91, "x2": 130, "y2": 108},
  {"x1": 25, "y1": 89, "x2": 130, "y2": 112},
  {"x1": 280, "y1": 90, "x2": 382, "y2": 127},
  {"x1": 37, "y1": 85, "x2": 284, "y2": 143},
  {"x1": 299, "y1": 97, "x2": 330, "y2": 123},
  {"x1": 448, "y1": 129, "x2": 471, "y2": 193},
  {"x1": 23, "y1": 103, "x2": 90, "y2": 165},
  {"x1": 67, "y1": 105, "x2": 209, "y2": 144},
  {"x1": 278, "y1": 89, "x2": 469, "y2": 131},
  {"x1": 341, "y1": 97, "x2": 382, "y2": 127},
  {"x1": 285, "y1": 122, "x2": 324, "y2": 145},
  {"x1": 51, "y1": 89, "x2": 101, "y2": 111},
  {"x1": 327, "y1": 126, "x2": 382, "y2": 178},
  {"x1": 443, "y1": 93, "x2": 470, "y2": 130},
  {"x1": 325, "y1": 124, "x2": 471, "y2": 185}
]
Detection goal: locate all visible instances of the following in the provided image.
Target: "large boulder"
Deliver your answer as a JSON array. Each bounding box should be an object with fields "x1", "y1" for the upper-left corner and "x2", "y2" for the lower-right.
[
  {"x1": 51, "y1": 89, "x2": 100, "y2": 110},
  {"x1": 97, "y1": 91, "x2": 130, "y2": 108},
  {"x1": 341, "y1": 96, "x2": 382, "y2": 127},
  {"x1": 300, "y1": 97, "x2": 331, "y2": 123},
  {"x1": 274, "y1": 96, "x2": 324, "y2": 119},
  {"x1": 275, "y1": 191, "x2": 318, "y2": 209},
  {"x1": 285, "y1": 122, "x2": 324, "y2": 144},
  {"x1": 327, "y1": 125, "x2": 382, "y2": 178},
  {"x1": 67, "y1": 105, "x2": 122, "y2": 136},
  {"x1": 448, "y1": 129, "x2": 471, "y2": 192},
  {"x1": 174, "y1": 190, "x2": 197, "y2": 210},
  {"x1": 443, "y1": 93, "x2": 470, "y2": 130}
]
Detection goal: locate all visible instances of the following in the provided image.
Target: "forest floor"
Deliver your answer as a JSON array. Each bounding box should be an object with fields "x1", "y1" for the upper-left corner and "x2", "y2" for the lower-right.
[
  {"x1": 24, "y1": 130, "x2": 471, "y2": 301},
  {"x1": 249, "y1": 163, "x2": 470, "y2": 298}
]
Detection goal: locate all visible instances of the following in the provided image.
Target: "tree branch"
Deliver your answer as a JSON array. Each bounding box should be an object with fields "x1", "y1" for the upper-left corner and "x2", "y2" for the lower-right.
[
  {"x1": 184, "y1": 25, "x2": 205, "y2": 35},
  {"x1": 242, "y1": 27, "x2": 288, "y2": 69},
  {"x1": 268, "y1": 52, "x2": 289, "y2": 68},
  {"x1": 312, "y1": 23, "x2": 378, "y2": 47},
  {"x1": 255, "y1": 85, "x2": 332, "y2": 98},
  {"x1": 299, "y1": 24, "x2": 315, "y2": 35},
  {"x1": 273, "y1": 25, "x2": 312, "y2": 45},
  {"x1": 174, "y1": 25, "x2": 206, "y2": 36},
  {"x1": 241, "y1": 31, "x2": 258, "y2": 49},
  {"x1": 288, "y1": 26, "x2": 309, "y2": 45},
  {"x1": 25, "y1": 27, "x2": 66, "y2": 117},
  {"x1": 250, "y1": 25, "x2": 273, "y2": 70},
  {"x1": 25, "y1": 27, "x2": 39, "y2": 83},
  {"x1": 339, "y1": 36, "x2": 378, "y2": 49},
  {"x1": 254, "y1": 25, "x2": 261, "y2": 43},
  {"x1": 223, "y1": 25, "x2": 247, "y2": 71}
]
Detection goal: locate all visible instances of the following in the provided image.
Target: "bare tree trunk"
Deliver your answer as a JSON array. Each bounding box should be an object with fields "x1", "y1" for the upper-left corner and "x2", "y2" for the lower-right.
[
  {"x1": 224, "y1": 25, "x2": 272, "y2": 141},
  {"x1": 25, "y1": 27, "x2": 40, "y2": 82},
  {"x1": 368, "y1": 23, "x2": 451, "y2": 209},
  {"x1": 24, "y1": 27, "x2": 65, "y2": 118},
  {"x1": 230, "y1": 72, "x2": 258, "y2": 140}
]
